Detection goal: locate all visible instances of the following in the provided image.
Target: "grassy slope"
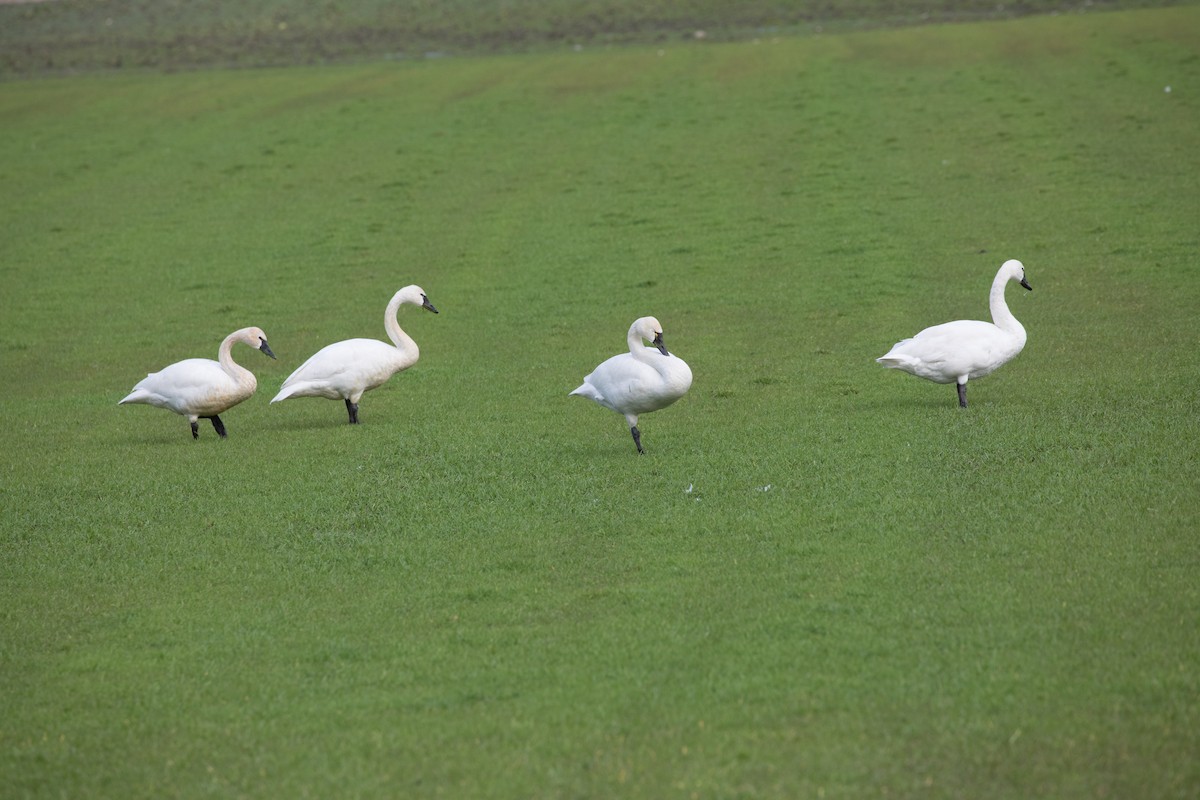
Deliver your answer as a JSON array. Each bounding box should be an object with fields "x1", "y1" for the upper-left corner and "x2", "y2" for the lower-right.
[
  {"x1": 1, "y1": 6, "x2": 1199, "y2": 798},
  {"x1": 0, "y1": 0, "x2": 1188, "y2": 73}
]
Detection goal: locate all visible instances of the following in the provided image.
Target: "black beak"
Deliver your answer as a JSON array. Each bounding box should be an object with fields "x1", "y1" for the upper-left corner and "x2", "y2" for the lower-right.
[
  {"x1": 421, "y1": 294, "x2": 439, "y2": 313},
  {"x1": 652, "y1": 332, "x2": 669, "y2": 356},
  {"x1": 259, "y1": 338, "x2": 277, "y2": 359},
  {"x1": 1020, "y1": 277, "x2": 1033, "y2": 291}
]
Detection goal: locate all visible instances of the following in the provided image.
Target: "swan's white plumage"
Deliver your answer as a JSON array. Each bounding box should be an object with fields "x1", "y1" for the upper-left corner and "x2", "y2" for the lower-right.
[
  {"x1": 570, "y1": 316, "x2": 692, "y2": 452},
  {"x1": 119, "y1": 326, "x2": 275, "y2": 436},
  {"x1": 272, "y1": 338, "x2": 407, "y2": 403},
  {"x1": 271, "y1": 285, "x2": 436, "y2": 421},
  {"x1": 877, "y1": 259, "x2": 1032, "y2": 406}
]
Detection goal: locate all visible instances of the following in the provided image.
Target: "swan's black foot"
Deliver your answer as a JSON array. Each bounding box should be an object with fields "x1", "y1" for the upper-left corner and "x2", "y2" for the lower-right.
[
  {"x1": 957, "y1": 383, "x2": 968, "y2": 409},
  {"x1": 345, "y1": 399, "x2": 359, "y2": 424},
  {"x1": 631, "y1": 425, "x2": 645, "y2": 455},
  {"x1": 190, "y1": 421, "x2": 199, "y2": 439},
  {"x1": 207, "y1": 415, "x2": 228, "y2": 438}
]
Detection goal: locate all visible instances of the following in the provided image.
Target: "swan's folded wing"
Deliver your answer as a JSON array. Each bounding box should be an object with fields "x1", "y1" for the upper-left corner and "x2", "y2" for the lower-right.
[
  {"x1": 140, "y1": 359, "x2": 228, "y2": 393},
  {"x1": 282, "y1": 340, "x2": 378, "y2": 384},
  {"x1": 914, "y1": 321, "x2": 1011, "y2": 375}
]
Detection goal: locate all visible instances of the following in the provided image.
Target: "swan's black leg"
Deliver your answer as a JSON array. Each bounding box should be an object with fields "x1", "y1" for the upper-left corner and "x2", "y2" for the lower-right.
[
  {"x1": 957, "y1": 383, "x2": 968, "y2": 409},
  {"x1": 208, "y1": 415, "x2": 228, "y2": 438},
  {"x1": 631, "y1": 425, "x2": 645, "y2": 455},
  {"x1": 345, "y1": 399, "x2": 359, "y2": 424},
  {"x1": 190, "y1": 421, "x2": 199, "y2": 439}
]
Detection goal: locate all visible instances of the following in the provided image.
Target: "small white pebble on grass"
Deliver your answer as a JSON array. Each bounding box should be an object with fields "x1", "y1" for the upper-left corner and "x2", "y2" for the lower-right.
[{"x1": 1165, "y1": 85, "x2": 1172, "y2": 93}]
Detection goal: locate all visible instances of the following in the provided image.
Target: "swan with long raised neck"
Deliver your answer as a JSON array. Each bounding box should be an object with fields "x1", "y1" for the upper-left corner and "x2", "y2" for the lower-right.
[
  {"x1": 119, "y1": 326, "x2": 276, "y2": 438},
  {"x1": 877, "y1": 259, "x2": 1033, "y2": 408},
  {"x1": 272, "y1": 285, "x2": 438, "y2": 424}
]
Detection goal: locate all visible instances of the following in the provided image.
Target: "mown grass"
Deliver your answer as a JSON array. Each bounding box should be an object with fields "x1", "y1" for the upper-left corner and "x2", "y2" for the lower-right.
[
  {"x1": 0, "y1": 0, "x2": 1187, "y2": 74},
  {"x1": 1, "y1": 5, "x2": 1199, "y2": 798}
]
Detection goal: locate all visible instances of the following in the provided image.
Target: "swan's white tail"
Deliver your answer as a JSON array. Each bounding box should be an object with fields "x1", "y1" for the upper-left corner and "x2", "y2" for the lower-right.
[
  {"x1": 877, "y1": 354, "x2": 919, "y2": 369},
  {"x1": 118, "y1": 389, "x2": 149, "y2": 405},
  {"x1": 569, "y1": 382, "x2": 603, "y2": 402},
  {"x1": 270, "y1": 385, "x2": 297, "y2": 403},
  {"x1": 876, "y1": 340, "x2": 917, "y2": 369}
]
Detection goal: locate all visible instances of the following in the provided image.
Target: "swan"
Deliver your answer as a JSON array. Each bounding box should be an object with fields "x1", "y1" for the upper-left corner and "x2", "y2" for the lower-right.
[
  {"x1": 570, "y1": 316, "x2": 693, "y2": 454},
  {"x1": 877, "y1": 259, "x2": 1033, "y2": 408},
  {"x1": 271, "y1": 285, "x2": 438, "y2": 423},
  {"x1": 119, "y1": 326, "x2": 276, "y2": 438}
]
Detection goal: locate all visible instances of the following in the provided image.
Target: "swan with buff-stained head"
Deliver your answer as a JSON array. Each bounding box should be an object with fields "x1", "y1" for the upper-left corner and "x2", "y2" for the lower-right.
[
  {"x1": 877, "y1": 259, "x2": 1033, "y2": 407},
  {"x1": 570, "y1": 316, "x2": 693, "y2": 454},
  {"x1": 271, "y1": 285, "x2": 438, "y2": 423},
  {"x1": 119, "y1": 326, "x2": 276, "y2": 438}
]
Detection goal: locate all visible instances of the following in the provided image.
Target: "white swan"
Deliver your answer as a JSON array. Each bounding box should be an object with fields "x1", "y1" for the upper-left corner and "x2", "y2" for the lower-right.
[
  {"x1": 119, "y1": 326, "x2": 276, "y2": 438},
  {"x1": 877, "y1": 259, "x2": 1033, "y2": 407},
  {"x1": 570, "y1": 316, "x2": 693, "y2": 454},
  {"x1": 271, "y1": 285, "x2": 438, "y2": 423}
]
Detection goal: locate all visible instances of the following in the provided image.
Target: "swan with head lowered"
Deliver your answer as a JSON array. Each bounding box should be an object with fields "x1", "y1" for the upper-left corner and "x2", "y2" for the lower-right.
[
  {"x1": 271, "y1": 285, "x2": 438, "y2": 423},
  {"x1": 119, "y1": 326, "x2": 276, "y2": 438},
  {"x1": 877, "y1": 259, "x2": 1033, "y2": 408},
  {"x1": 570, "y1": 316, "x2": 693, "y2": 454}
]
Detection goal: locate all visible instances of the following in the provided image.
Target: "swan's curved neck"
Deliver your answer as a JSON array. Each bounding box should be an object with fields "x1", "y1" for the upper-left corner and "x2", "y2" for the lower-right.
[
  {"x1": 627, "y1": 326, "x2": 650, "y2": 359},
  {"x1": 218, "y1": 331, "x2": 253, "y2": 382},
  {"x1": 989, "y1": 272, "x2": 1025, "y2": 338},
  {"x1": 627, "y1": 326, "x2": 667, "y2": 371},
  {"x1": 385, "y1": 295, "x2": 419, "y2": 357}
]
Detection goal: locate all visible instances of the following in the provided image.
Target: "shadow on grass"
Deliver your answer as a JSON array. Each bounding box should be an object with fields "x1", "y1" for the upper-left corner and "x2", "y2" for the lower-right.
[
  {"x1": 554, "y1": 436, "x2": 679, "y2": 459},
  {"x1": 857, "y1": 395, "x2": 975, "y2": 411},
  {"x1": 114, "y1": 412, "x2": 348, "y2": 444},
  {"x1": 261, "y1": 416, "x2": 357, "y2": 433},
  {"x1": 117, "y1": 429, "x2": 227, "y2": 446}
]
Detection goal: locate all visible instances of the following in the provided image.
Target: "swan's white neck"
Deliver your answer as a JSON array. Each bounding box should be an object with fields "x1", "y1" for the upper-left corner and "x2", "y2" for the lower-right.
[
  {"x1": 627, "y1": 326, "x2": 656, "y2": 363},
  {"x1": 989, "y1": 271, "x2": 1026, "y2": 340},
  {"x1": 218, "y1": 330, "x2": 255, "y2": 386},
  {"x1": 385, "y1": 293, "x2": 419, "y2": 358}
]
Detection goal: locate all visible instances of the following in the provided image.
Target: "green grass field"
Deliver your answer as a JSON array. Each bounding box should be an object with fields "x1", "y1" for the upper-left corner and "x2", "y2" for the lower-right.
[
  {"x1": 0, "y1": 0, "x2": 1181, "y2": 74},
  {"x1": 2, "y1": 4, "x2": 1199, "y2": 797}
]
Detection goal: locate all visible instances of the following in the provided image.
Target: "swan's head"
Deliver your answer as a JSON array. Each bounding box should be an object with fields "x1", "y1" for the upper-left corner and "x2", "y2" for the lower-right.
[
  {"x1": 242, "y1": 326, "x2": 276, "y2": 359},
  {"x1": 397, "y1": 285, "x2": 439, "y2": 313},
  {"x1": 1003, "y1": 259, "x2": 1033, "y2": 292},
  {"x1": 632, "y1": 316, "x2": 669, "y2": 356}
]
